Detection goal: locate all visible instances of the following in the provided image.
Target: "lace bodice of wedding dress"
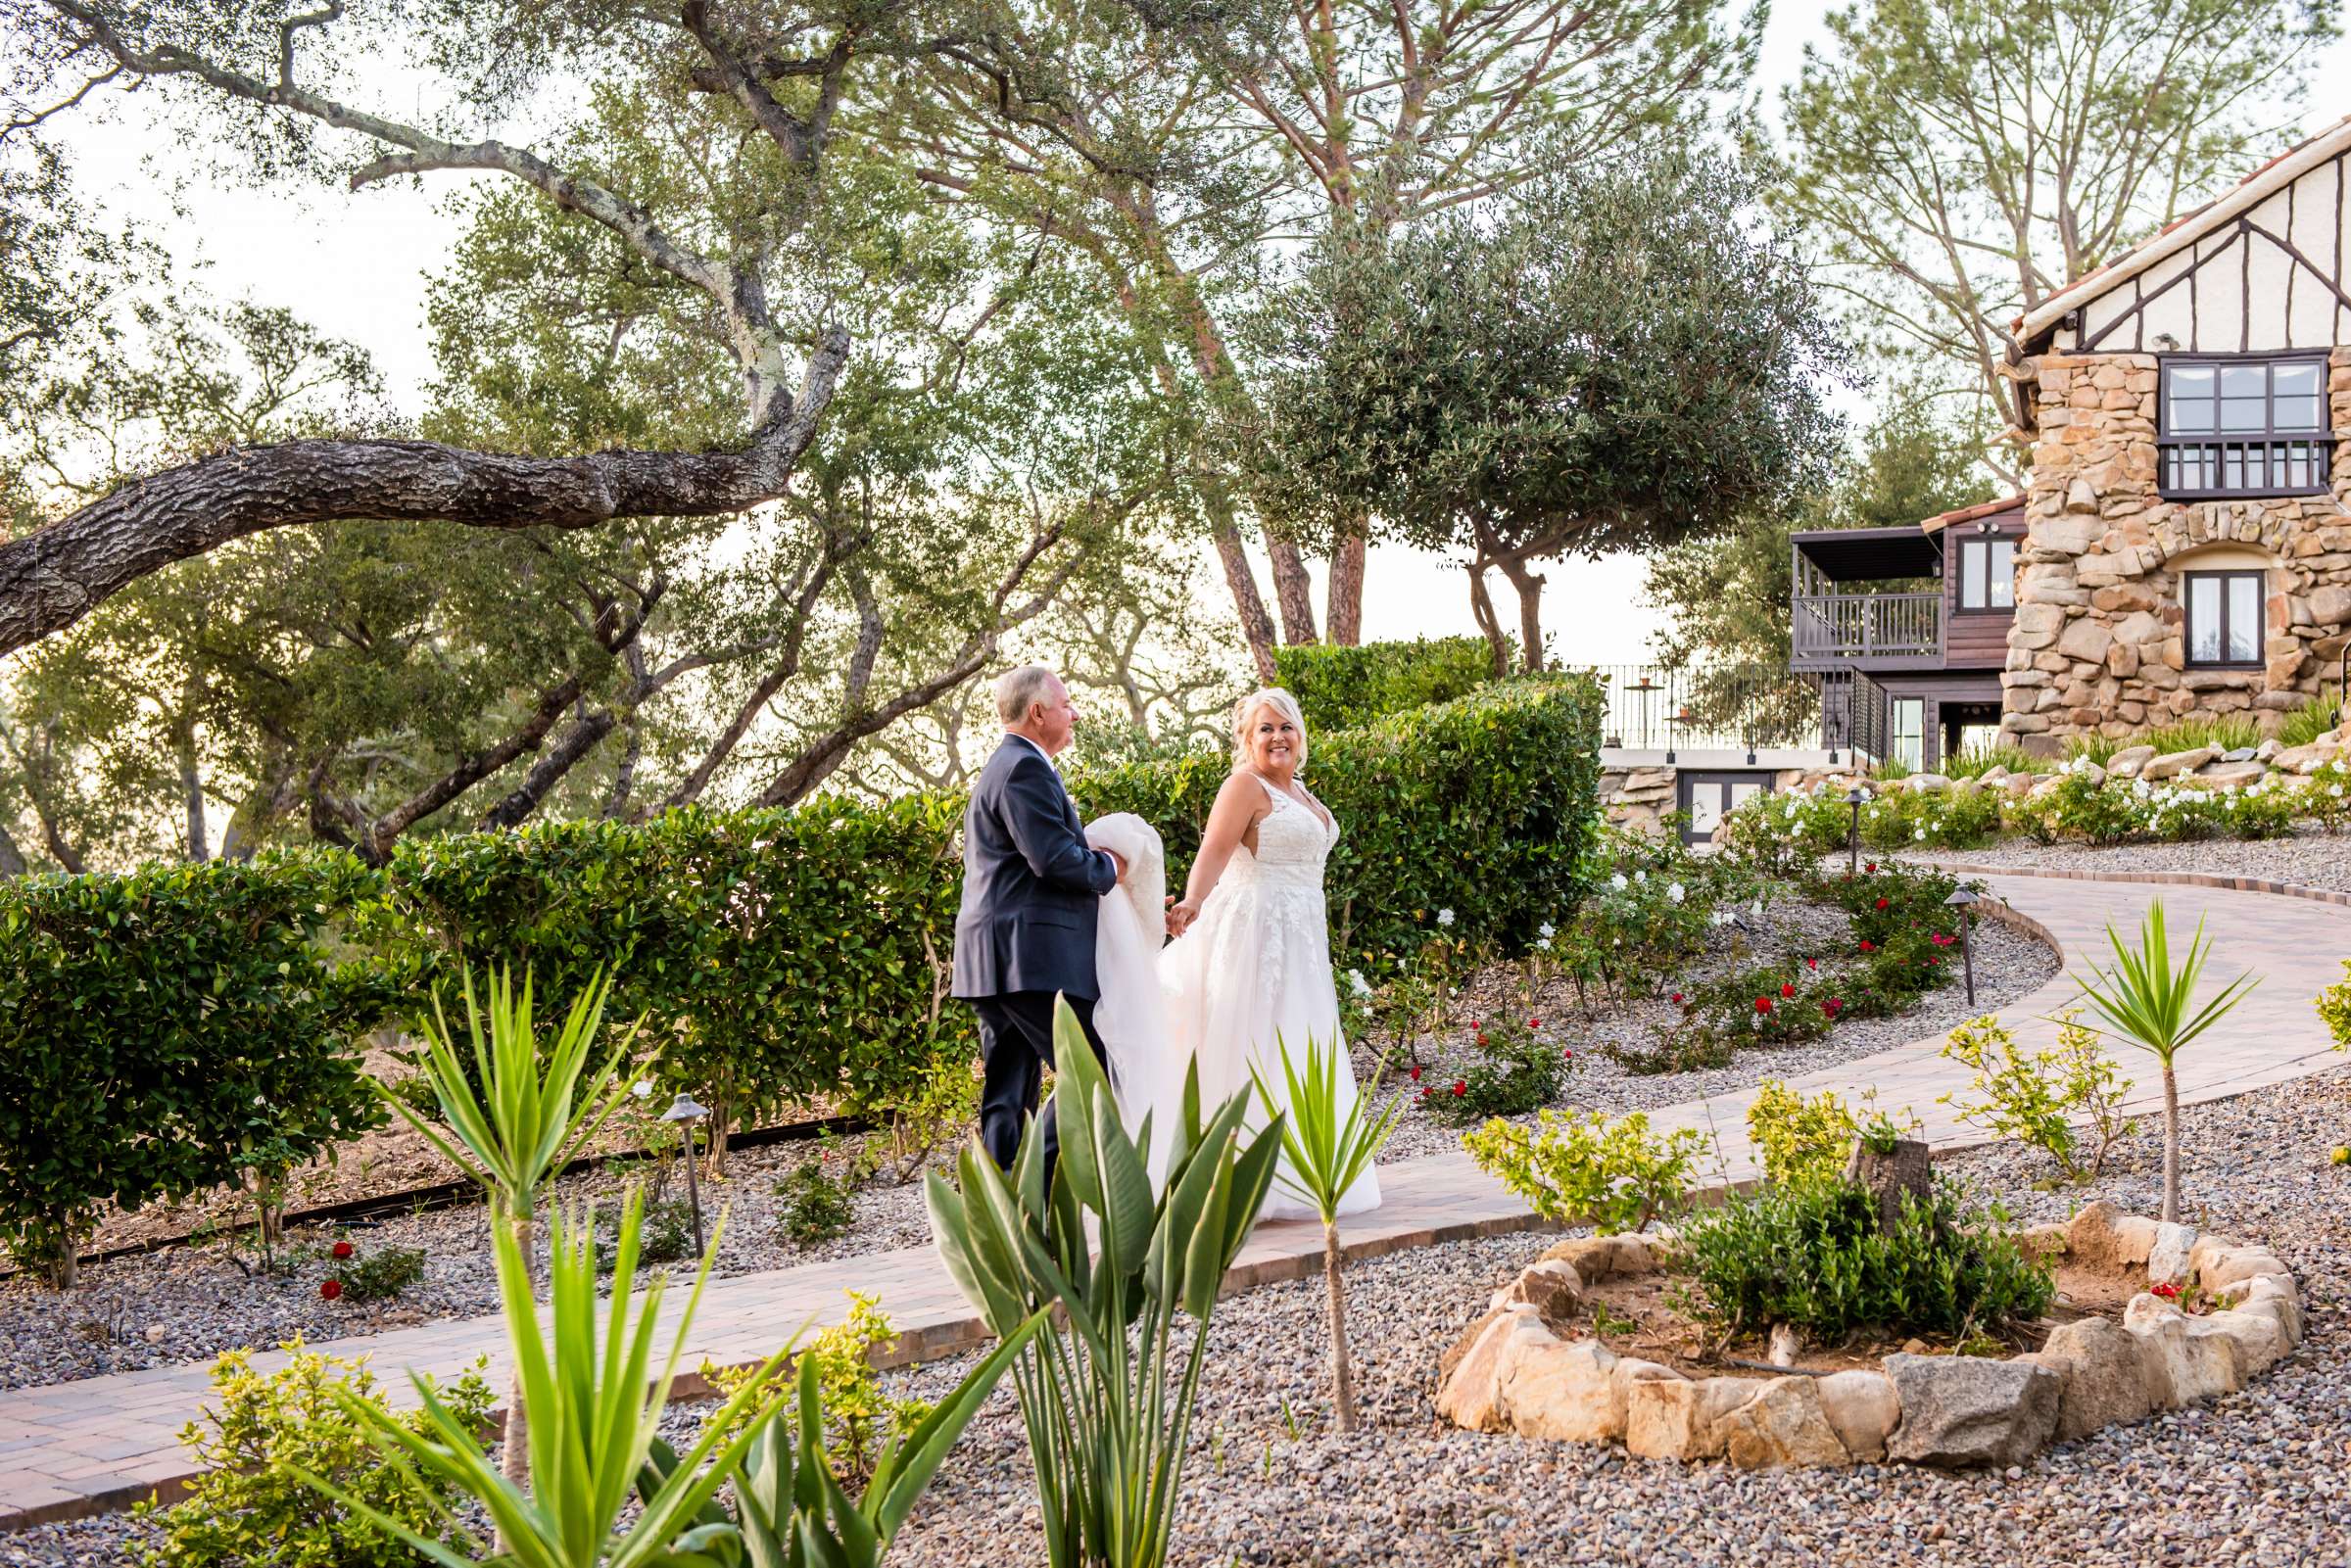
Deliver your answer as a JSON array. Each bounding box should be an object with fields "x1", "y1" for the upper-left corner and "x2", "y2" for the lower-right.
[{"x1": 1153, "y1": 774, "x2": 1381, "y2": 1220}]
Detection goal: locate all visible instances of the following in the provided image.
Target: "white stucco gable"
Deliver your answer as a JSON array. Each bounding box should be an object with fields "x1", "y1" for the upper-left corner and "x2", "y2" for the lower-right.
[{"x1": 2017, "y1": 116, "x2": 2351, "y2": 357}]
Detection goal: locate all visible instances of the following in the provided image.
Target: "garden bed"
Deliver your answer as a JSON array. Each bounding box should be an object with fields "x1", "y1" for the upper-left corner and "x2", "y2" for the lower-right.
[{"x1": 1900, "y1": 830, "x2": 2351, "y2": 896}]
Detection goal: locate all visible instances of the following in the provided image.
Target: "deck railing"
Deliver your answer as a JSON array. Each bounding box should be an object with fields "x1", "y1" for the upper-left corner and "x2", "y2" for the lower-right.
[{"x1": 1792, "y1": 591, "x2": 1942, "y2": 662}]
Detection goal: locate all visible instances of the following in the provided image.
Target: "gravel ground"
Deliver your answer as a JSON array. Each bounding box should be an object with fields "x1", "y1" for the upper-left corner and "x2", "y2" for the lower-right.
[
  {"x1": 0, "y1": 884, "x2": 2054, "y2": 1392},
  {"x1": 1374, "y1": 898, "x2": 2056, "y2": 1164},
  {"x1": 1902, "y1": 827, "x2": 2351, "y2": 894},
  {"x1": 12, "y1": 1052, "x2": 2343, "y2": 1566}
]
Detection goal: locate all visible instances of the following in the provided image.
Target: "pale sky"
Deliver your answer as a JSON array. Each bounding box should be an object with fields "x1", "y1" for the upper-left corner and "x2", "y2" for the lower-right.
[{"x1": 39, "y1": 5, "x2": 2351, "y2": 668}]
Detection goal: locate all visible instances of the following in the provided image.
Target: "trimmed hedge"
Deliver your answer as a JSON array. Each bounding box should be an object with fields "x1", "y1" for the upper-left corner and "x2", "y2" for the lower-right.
[
  {"x1": 0, "y1": 676, "x2": 1604, "y2": 1273},
  {"x1": 1272, "y1": 637, "x2": 1498, "y2": 733},
  {"x1": 0, "y1": 856, "x2": 388, "y2": 1281}
]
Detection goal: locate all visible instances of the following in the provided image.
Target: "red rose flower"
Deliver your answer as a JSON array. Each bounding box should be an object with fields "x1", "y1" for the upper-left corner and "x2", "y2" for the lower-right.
[
  {"x1": 1754, "y1": 996, "x2": 1773, "y2": 1015},
  {"x1": 320, "y1": 1279, "x2": 343, "y2": 1302},
  {"x1": 1823, "y1": 997, "x2": 1843, "y2": 1018},
  {"x1": 1671, "y1": 992, "x2": 1684, "y2": 1005},
  {"x1": 1452, "y1": 1080, "x2": 1467, "y2": 1097},
  {"x1": 2151, "y1": 1282, "x2": 2181, "y2": 1300},
  {"x1": 1529, "y1": 1018, "x2": 1542, "y2": 1029},
  {"x1": 1859, "y1": 940, "x2": 1875, "y2": 953},
  {"x1": 1865, "y1": 862, "x2": 1877, "y2": 873},
  {"x1": 1561, "y1": 1048, "x2": 1574, "y2": 1062},
  {"x1": 1419, "y1": 1085, "x2": 1431, "y2": 1100},
  {"x1": 1410, "y1": 1064, "x2": 1422, "y2": 1081},
  {"x1": 1779, "y1": 982, "x2": 1796, "y2": 999},
  {"x1": 1805, "y1": 957, "x2": 1818, "y2": 971},
  {"x1": 331, "y1": 1240, "x2": 354, "y2": 1260},
  {"x1": 1874, "y1": 897, "x2": 1889, "y2": 911}
]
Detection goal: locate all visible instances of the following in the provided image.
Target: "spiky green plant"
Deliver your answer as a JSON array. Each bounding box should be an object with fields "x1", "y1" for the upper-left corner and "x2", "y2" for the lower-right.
[
  {"x1": 374, "y1": 966, "x2": 638, "y2": 1497},
  {"x1": 294, "y1": 1191, "x2": 789, "y2": 1568},
  {"x1": 2279, "y1": 686, "x2": 2345, "y2": 749},
  {"x1": 926, "y1": 1001, "x2": 1282, "y2": 1568},
  {"x1": 2067, "y1": 902, "x2": 2259, "y2": 1222},
  {"x1": 1248, "y1": 1035, "x2": 1402, "y2": 1433}
]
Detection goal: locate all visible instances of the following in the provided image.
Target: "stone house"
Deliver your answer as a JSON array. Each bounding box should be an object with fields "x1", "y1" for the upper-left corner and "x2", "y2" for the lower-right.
[{"x1": 1995, "y1": 119, "x2": 2351, "y2": 753}]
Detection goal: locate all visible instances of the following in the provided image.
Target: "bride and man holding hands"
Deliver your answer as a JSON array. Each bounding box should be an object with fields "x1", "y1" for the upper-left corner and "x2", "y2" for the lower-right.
[{"x1": 949, "y1": 664, "x2": 1382, "y2": 1221}]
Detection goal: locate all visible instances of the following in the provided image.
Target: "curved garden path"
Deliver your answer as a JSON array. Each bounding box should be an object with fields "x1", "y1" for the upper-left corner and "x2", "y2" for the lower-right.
[{"x1": 0, "y1": 869, "x2": 2344, "y2": 1528}]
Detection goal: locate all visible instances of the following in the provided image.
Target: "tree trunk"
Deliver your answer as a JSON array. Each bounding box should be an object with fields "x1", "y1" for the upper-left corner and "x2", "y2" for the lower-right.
[
  {"x1": 2160, "y1": 1062, "x2": 2181, "y2": 1225},
  {"x1": 498, "y1": 1203, "x2": 536, "y2": 1521},
  {"x1": 1325, "y1": 531, "x2": 1367, "y2": 645},
  {"x1": 1843, "y1": 1137, "x2": 1933, "y2": 1234},
  {"x1": 1322, "y1": 1219, "x2": 1358, "y2": 1433},
  {"x1": 1269, "y1": 538, "x2": 1319, "y2": 645},
  {"x1": 0, "y1": 332, "x2": 846, "y2": 660},
  {"x1": 1464, "y1": 562, "x2": 1511, "y2": 679},
  {"x1": 1210, "y1": 522, "x2": 1280, "y2": 683},
  {"x1": 1492, "y1": 550, "x2": 1547, "y2": 672}
]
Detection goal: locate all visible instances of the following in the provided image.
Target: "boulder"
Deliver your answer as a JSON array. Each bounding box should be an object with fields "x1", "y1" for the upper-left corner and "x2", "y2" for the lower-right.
[
  {"x1": 2105, "y1": 744, "x2": 2157, "y2": 778},
  {"x1": 2196, "y1": 762, "x2": 2267, "y2": 790},
  {"x1": 1623, "y1": 1375, "x2": 1746, "y2": 1462},
  {"x1": 1435, "y1": 1307, "x2": 1532, "y2": 1431},
  {"x1": 2016, "y1": 1221, "x2": 2070, "y2": 1259},
  {"x1": 1491, "y1": 1259, "x2": 1584, "y2": 1328},
  {"x1": 1538, "y1": 1234, "x2": 1655, "y2": 1283},
  {"x1": 1902, "y1": 773, "x2": 1952, "y2": 794},
  {"x1": 1716, "y1": 1376, "x2": 1852, "y2": 1469},
  {"x1": 2056, "y1": 618, "x2": 2115, "y2": 664},
  {"x1": 2202, "y1": 1305, "x2": 2292, "y2": 1377},
  {"x1": 2185, "y1": 1234, "x2": 2240, "y2": 1283},
  {"x1": 2311, "y1": 583, "x2": 2351, "y2": 628},
  {"x1": 1815, "y1": 1370, "x2": 1900, "y2": 1462},
  {"x1": 2145, "y1": 1222, "x2": 2197, "y2": 1287},
  {"x1": 1884, "y1": 1354, "x2": 2062, "y2": 1468},
  {"x1": 2026, "y1": 1317, "x2": 2167, "y2": 1441},
  {"x1": 2216, "y1": 1274, "x2": 2305, "y2": 1347},
  {"x1": 2123, "y1": 1298, "x2": 2242, "y2": 1404},
  {"x1": 1502, "y1": 1335, "x2": 1627, "y2": 1443},
  {"x1": 2140, "y1": 745, "x2": 2217, "y2": 781},
  {"x1": 2197, "y1": 1245, "x2": 2289, "y2": 1294},
  {"x1": 2067, "y1": 1201, "x2": 2160, "y2": 1272}
]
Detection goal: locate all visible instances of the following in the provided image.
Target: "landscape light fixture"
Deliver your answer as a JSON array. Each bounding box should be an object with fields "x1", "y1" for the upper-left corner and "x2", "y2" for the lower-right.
[
  {"x1": 660, "y1": 1092, "x2": 711, "y2": 1257},
  {"x1": 1943, "y1": 886, "x2": 1981, "y2": 1006},
  {"x1": 1846, "y1": 785, "x2": 1866, "y2": 879}
]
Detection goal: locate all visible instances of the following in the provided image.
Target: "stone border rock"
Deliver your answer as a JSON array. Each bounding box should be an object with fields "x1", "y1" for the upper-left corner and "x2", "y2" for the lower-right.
[{"x1": 1435, "y1": 1201, "x2": 2304, "y2": 1469}]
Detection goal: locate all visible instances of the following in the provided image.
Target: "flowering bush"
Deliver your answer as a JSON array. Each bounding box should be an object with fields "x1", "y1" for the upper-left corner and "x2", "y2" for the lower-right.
[
  {"x1": 1715, "y1": 784, "x2": 1853, "y2": 877},
  {"x1": 2304, "y1": 760, "x2": 2351, "y2": 832},
  {"x1": 1419, "y1": 1015, "x2": 1571, "y2": 1125},
  {"x1": 331, "y1": 1243, "x2": 427, "y2": 1305},
  {"x1": 1463, "y1": 1109, "x2": 1703, "y2": 1232}
]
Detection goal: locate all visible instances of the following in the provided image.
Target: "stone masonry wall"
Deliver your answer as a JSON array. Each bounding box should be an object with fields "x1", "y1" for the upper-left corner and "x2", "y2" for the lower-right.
[{"x1": 1999, "y1": 349, "x2": 2351, "y2": 754}]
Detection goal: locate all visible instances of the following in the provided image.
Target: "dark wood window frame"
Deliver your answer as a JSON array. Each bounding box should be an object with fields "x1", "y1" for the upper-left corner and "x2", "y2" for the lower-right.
[
  {"x1": 2157, "y1": 353, "x2": 2331, "y2": 501},
  {"x1": 1952, "y1": 534, "x2": 2015, "y2": 614},
  {"x1": 2182, "y1": 568, "x2": 2265, "y2": 670}
]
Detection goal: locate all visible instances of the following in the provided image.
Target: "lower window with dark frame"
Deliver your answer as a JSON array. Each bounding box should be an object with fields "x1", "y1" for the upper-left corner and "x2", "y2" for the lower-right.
[{"x1": 2183, "y1": 569, "x2": 2263, "y2": 669}]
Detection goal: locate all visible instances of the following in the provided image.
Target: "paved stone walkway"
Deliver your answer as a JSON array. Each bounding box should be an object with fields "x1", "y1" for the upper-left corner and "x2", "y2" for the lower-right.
[{"x1": 2, "y1": 869, "x2": 2344, "y2": 1528}]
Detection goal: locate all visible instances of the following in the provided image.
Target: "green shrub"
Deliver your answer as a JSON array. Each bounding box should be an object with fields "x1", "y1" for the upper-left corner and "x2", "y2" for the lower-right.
[
  {"x1": 2142, "y1": 713, "x2": 2260, "y2": 756},
  {"x1": 1856, "y1": 784, "x2": 2003, "y2": 850},
  {"x1": 2305, "y1": 760, "x2": 2351, "y2": 832},
  {"x1": 0, "y1": 854, "x2": 388, "y2": 1283},
  {"x1": 1745, "y1": 1080, "x2": 1859, "y2": 1187},
  {"x1": 1271, "y1": 637, "x2": 1497, "y2": 732},
  {"x1": 1943, "y1": 742, "x2": 2038, "y2": 780},
  {"x1": 1462, "y1": 1109, "x2": 1703, "y2": 1232},
  {"x1": 777, "y1": 1155, "x2": 857, "y2": 1248},
  {"x1": 701, "y1": 1290, "x2": 934, "y2": 1483},
  {"x1": 2279, "y1": 687, "x2": 2345, "y2": 749},
  {"x1": 1677, "y1": 1178, "x2": 2055, "y2": 1342},
  {"x1": 1939, "y1": 1012, "x2": 2134, "y2": 1183},
  {"x1": 1420, "y1": 1014, "x2": 1569, "y2": 1124},
  {"x1": 335, "y1": 1244, "x2": 426, "y2": 1304},
  {"x1": 133, "y1": 1344, "x2": 494, "y2": 1568},
  {"x1": 1716, "y1": 784, "x2": 1853, "y2": 877},
  {"x1": 2061, "y1": 733, "x2": 2123, "y2": 766}
]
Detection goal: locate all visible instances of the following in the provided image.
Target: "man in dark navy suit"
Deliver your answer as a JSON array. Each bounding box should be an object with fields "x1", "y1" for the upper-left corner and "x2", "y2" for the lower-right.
[{"x1": 953, "y1": 665, "x2": 1128, "y2": 1169}]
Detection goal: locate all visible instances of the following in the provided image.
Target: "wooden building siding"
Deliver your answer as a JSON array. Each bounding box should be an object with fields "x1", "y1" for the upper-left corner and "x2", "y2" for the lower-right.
[{"x1": 1938, "y1": 506, "x2": 2027, "y2": 672}]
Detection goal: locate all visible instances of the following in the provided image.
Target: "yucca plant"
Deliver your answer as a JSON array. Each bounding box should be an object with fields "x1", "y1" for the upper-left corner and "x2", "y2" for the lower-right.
[
  {"x1": 1248, "y1": 1035, "x2": 1402, "y2": 1433},
  {"x1": 374, "y1": 966, "x2": 639, "y2": 1497},
  {"x1": 926, "y1": 1000, "x2": 1283, "y2": 1568},
  {"x1": 2068, "y1": 902, "x2": 2259, "y2": 1222},
  {"x1": 638, "y1": 1317, "x2": 1043, "y2": 1568},
  {"x1": 294, "y1": 1190, "x2": 792, "y2": 1567}
]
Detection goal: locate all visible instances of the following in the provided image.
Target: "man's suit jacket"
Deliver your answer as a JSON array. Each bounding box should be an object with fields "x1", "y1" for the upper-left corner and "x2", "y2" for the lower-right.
[{"x1": 952, "y1": 736, "x2": 1118, "y2": 1001}]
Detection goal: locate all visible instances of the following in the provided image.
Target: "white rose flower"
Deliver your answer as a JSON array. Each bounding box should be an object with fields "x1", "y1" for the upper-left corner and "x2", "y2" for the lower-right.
[
  {"x1": 1913, "y1": 828, "x2": 1926, "y2": 841},
  {"x1": 1536, "y1": 936, "x2": 1554, "y2": 952},
  {"x1": 1436, "y1": 908, "x2": 1456, "y2": 927},
  {"x1": 1539, "y1": 922, "x2": 1557, "y2": 939},
  {"x1": 631, "y1": 1079, "x2": 652, "y2": 1100},
  {"x1": 1634, "y1": 868, "x2": 1648, "y2": 883},
  {"x1": 1348, "y1": 970, "x2": 1373, "y2": 999},
  {"x1": 1667, "y1": 882, "x2": 1685, "y2": 904},
  {"x1": 1609, "y1": 873, "x2": 1629, "y2": 891}
]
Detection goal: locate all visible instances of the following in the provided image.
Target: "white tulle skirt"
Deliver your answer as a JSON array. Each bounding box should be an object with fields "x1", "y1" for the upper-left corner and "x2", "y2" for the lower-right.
[{"x1": 1152, "y1": 865, "x2": 1382, "y2": 1222}]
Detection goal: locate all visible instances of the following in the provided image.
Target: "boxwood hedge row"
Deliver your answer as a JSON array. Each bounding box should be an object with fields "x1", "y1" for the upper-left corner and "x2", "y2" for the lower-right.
[{"x1": 0, "y1": 675, "x2": 1603, "y2": 1276}]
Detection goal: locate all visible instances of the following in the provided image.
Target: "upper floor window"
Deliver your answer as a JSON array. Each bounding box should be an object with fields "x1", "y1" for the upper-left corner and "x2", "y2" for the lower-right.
[
  {"x1": 2159, "y1": 356, "x2": 2329, "y2": 499},
  {"x1": 2183, "y1": 569, "x2": 2263, "y2": 669},
  {"x1": 1954, "y1": 535, "x2": 2014, "y2": 611}
]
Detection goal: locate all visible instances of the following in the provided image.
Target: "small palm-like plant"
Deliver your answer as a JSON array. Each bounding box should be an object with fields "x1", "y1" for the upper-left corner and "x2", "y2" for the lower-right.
[
  {"x1": 374, "y1": 966, "x2": 639, "y2": 1497},
  {"x1": 927, "y1": 998, "x2": 1283, "y2": 1568},
  {"x1": 2068, "y1": 902, "x2": 2258, "y2": 1222},
  {"x1": 1248, "y1": 1035, "x2": 1402, "y2": 1433},
  {"x1": 295, "y1": 1190, "x2": 792, "y2": 1567}
]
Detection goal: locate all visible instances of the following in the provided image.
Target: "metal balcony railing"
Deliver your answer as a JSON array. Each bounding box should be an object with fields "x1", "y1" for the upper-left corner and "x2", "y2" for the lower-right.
[{"x1": 1792, "y1": 591, "x2": 1943, "y2": 662}]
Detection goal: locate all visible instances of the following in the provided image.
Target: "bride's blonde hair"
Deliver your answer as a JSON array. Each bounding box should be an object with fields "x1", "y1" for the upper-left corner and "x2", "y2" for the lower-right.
[{"x1": 1230, "y1": 688, "x2": 1310, "y2": 772}]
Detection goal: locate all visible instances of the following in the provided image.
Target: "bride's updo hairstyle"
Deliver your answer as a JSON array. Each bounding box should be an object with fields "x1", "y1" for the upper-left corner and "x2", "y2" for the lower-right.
[{"x1": 1231, "y1": 688, "x2": 1310, "y2": 773}]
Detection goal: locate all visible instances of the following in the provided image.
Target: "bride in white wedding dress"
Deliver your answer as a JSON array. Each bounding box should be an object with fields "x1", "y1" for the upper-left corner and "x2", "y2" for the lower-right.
[{"x1": 1149, "y1": 688, "x2": 1382, "y2": 1220}]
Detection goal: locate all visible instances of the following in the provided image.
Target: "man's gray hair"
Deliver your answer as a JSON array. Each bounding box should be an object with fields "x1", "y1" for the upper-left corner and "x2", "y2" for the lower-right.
[{"x1": 995, "y1": 665, "x2": 1062, "y2": 727}]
